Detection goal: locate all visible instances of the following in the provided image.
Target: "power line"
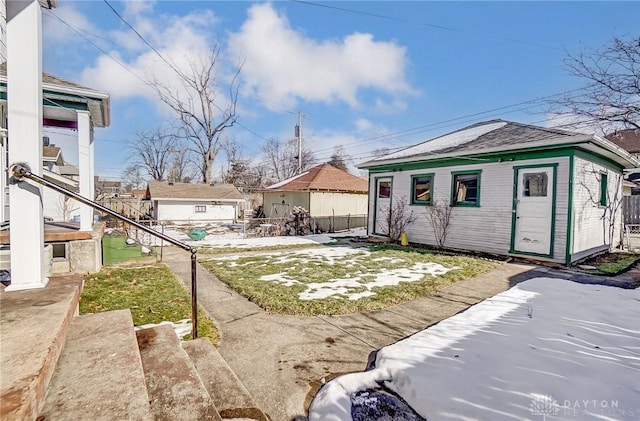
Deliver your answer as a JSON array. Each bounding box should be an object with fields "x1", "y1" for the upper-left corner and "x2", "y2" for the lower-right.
[{"x1": 290, "y1": 0, "x2": 563, "y2": 51}]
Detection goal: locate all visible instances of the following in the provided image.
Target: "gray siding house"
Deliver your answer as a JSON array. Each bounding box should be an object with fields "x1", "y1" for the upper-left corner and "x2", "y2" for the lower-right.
[{"x1": 359, "y1": 120, "x2": 640, "y2": 264}]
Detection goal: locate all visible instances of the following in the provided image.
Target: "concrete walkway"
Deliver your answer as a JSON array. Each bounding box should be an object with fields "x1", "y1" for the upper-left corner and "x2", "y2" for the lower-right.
[{"x1": 162, "y1": 246, "x2": 542, "y2": 421}]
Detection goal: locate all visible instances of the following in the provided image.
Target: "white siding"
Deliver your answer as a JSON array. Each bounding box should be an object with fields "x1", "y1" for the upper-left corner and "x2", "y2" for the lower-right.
[
  {"x1": 369, "y1": 157, "x2": 570, "y2": 262},
  {"x1": 571, "y1": 157, "x2": 623, "y2": 261},
  {"x1": 43, "y1": 189, "x2": 80, "y2": 222},
  {"x1": 309, "y1": 192, "x2": 368, "y2": 217},
  {"x1": 156, "y1": 200, "x2": 238, "y2": 223}
]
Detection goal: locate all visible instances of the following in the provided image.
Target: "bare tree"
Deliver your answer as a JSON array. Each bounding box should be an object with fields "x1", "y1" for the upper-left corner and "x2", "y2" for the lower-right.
[
  {"x1": 167, "y1": 147, "x2": 196, "y2": 183},
  {"x1": 549, "y1": 36, "x2": 640, "y2": 134},
  {"x1": 128, "y1": 128, "x2": 177, "y2": 181},
  {"x1": 122, "y1": 164, "x2": 146, "y2": 191},
  {"x1": 261, "y1": 137, "x2": 316, "y2": 181},
  {"x1": 56, "y1": 195, "x2": 75, "y2": 222},
  {"x1": 382, "y1": 196, "x2": 416, "y2": 242},
  {"x1": 426, "y1": 200, "x2": 453, "y2": 247},
  {"x1": 151, "y1": 47, "x2": 241, "y2": 184},
  {"x1": 327, "y1": 145, "x2": 352, "y2": 172},
  {"x1": 578, "y1": 166, "x2": 624, "y2": 250}
]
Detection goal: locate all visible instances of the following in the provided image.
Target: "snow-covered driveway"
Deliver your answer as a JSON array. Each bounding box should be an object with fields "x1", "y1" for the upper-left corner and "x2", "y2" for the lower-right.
[{"x1": 310, "y1": 278, "x2": 640, "y2": 420}]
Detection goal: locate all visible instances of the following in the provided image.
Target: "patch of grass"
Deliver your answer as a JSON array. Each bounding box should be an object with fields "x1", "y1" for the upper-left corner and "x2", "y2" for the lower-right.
[
  {"x1": 200, "y1": 246, "x2": 497, "y2": 316},
  {"x1": 594, "y1": 253, "x2": 640, "y2": 275},
  {"x1": 81, "y1": 264, "x2": 219, "y2": 345}
]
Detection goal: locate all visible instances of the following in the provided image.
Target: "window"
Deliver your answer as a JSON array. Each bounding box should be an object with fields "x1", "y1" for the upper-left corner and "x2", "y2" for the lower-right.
[
  {"x1": 451, "y1": 170, "x2": 481, "y2": 206},
  {"x1": 411, "y1": 174, "x2": 433, "y2": 205},
  {"x1": 523, "y1": 172, "x2": 548, "y2": 197},
  {"x1": 378, "y1": 181, "x2": 391, "y2": 199},
  {"x1": 194, "y1": 205, "x2": 207, "y2": 213},
  {"x1": 51, "y1": 242, "x2": 68, "y2": 261},
  {"x1": 599, "y1": 173, "x2": 608, "y2": 207}
]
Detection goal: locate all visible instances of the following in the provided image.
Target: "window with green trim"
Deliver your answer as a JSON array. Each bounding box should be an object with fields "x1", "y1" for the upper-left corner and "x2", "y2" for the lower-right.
[
  {"x1": 452, "y1": 171, "x2": 481, "y2": 206},
  {"x1": 599, "y1": 173, "x2": 608, "y2": 206},
  {"x1": 411, "y1": 174, "x2": 433, "y2": 205}
]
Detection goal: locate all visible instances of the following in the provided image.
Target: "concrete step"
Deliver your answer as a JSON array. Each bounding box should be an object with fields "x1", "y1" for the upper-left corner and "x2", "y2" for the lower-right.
[
  {"x1": 0, "y1": 283, "x2": 80, "y2": 421},
  {"x1": 39, "y1": 309, "x2": 154, "y2": 421},
  {"x1": 136, "y1": 324, "x2": 222, "y2": 421},
  {"x1": 182, "y1": 338, "x2": 270, "y2": 421}
]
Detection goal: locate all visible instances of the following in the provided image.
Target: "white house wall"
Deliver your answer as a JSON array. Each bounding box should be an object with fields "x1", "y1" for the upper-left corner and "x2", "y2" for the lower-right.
[
  {"x1": 369, "y1": 157, "x2": 569, "y2": 262},
  {"x1": 43, "y1": 189, "x2": 80, "y2": 222},
  {"x1": 156, "y1": 199, "x2": 238, "y2": 223},
  {"x1": 571, "y1": 156, "x2": 623, "y2": 261},
  {"x1": 309, "y1": 192, "x2": 368, "y2": 217}
]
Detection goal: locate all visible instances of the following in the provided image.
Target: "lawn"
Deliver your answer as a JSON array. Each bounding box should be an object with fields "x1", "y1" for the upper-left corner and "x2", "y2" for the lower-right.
[
  {"x1": 81, "y1": 264, "x2": 219, "y2": 345},
  {"x1": 578, "y1": 251, "x2": 640, "y2": 275},
  {"x1": 199, "y1": 245, "x2": 498, "y2": 316}
]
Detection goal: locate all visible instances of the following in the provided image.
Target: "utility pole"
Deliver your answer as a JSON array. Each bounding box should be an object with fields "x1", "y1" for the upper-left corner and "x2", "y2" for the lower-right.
[{"x1": 295, "y1": 111, "x2": 302, "y2": 174}]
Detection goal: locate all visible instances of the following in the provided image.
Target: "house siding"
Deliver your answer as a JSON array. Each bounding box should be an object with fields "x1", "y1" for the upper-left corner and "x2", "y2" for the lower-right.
[
  {"x1": 309, "y1": 192, "x2": 368, "y2": 217},
  {"x1": 368, "y1": 156, "x2": 569, "y2": 262},
  {"x1": 571, "y1": 157, "x2": 623, "y2": 261},
  {"x1": 156, "y1": 199, "x2": 238, "y2": 222}
]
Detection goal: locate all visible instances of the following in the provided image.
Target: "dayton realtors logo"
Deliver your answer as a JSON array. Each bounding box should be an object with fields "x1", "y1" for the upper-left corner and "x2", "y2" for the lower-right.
[{"x1": 530, "y1": 394, "x2": 560, "y2": 420}]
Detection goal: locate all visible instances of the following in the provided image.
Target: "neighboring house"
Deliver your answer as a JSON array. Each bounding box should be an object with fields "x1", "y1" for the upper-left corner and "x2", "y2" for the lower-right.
[
  {"x1": 358, "y1": 120, "x2": 640, "y2": 264},
  {"x1": 261, "y1": 163, "x2": 368, "y2": 230},
  {"x1": 41, "y1": 143, "x2": 81, "y2": 222},
  {"x1": 146, "y1": 181, "x2": 245, "y2": 223},
  {"x1": 606, "y1": 129, "x2": 640, "y2": 193},
  {"x1": 95, "y1": 177, "x2": 123, "y2": 199}
]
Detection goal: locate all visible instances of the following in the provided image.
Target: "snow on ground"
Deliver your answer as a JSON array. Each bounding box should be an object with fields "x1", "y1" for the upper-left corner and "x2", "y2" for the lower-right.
[
  {"x1": 158, "y1": 227, "x2": 367, "y2": 249},
  {"x1": 209, "y1": 246, "x2": 459, "y2": 301},
  {"x1": 310, "y1": 278, "x2": 640, "y2": 420}
]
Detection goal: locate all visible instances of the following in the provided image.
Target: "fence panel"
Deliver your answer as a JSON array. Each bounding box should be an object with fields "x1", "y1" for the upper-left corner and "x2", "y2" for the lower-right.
[{"x1": 623, "y1": 196, "x2": 640, "y2": 225}]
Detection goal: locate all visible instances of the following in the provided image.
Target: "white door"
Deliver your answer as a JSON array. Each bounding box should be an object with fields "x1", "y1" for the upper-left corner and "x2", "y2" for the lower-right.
[
  {"x1": 513, "y1": 167, "x2": 554, "y2": 255},
  {"x1": 374, "y1": 178, "x2": 392, "y2": 235}
]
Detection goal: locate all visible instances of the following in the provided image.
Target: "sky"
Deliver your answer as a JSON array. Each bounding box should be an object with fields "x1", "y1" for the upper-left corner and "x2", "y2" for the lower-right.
[{"x1": 41, "y1": 1, "x2": 640, "y2": 180}]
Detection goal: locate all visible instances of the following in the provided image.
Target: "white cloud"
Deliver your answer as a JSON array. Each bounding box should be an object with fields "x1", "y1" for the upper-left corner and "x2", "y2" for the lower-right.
[
  {"x1": 79, "y1": 5, "x2": 223, "y2": 109},
  {"x1": 43, "y1": 3, "x2": 96, "y2": 45},
  {"x1": 228, "y1": 3, "x2": 413, "y2": 112}
]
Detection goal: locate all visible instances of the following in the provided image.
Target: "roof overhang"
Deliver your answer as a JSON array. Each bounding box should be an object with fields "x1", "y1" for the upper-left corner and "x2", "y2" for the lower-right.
[
  {"x1": 359, "y1": 134, "x2": 640, "y2": 170},
  {"x1": 154, "y1": 197, "x2": 245, "y2": 203}
]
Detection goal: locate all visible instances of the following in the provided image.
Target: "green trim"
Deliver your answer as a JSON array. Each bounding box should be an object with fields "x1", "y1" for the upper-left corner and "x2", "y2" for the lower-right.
[
  {"x1": 574, "y1": 149, "x2": 624, "y2": 172},
  {"x1": 599, "y1": 171, "x2": 608, "y2": 207},
  {"x1": 372, "y1": 176, "x2": 393, "y2": 236},
  {"x1": 43, "y1": 98, "x2": 88, "y2": 111},
  {"x1": 410, "y1": 173, "x2": 434, "y2": 206},
  {"x1": 509, "y1": 164, "x2": 558, "y2": 258},
  {"x1": 451, "y1": 170, "x2": 482, "y2": 207},
  {"x1": 367, "y1": 146, "x2": 579, "y2": 173},
  {"x1": 565, "y1": 154, "x2": 575, "y2": 264}
]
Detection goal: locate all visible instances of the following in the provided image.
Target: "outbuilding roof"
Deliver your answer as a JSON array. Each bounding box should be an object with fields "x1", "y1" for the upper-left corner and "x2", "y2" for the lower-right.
[
  {"x1": 263, "y1": 163, "x2": 368, "y2": 193},
  {"x1": 359, "y1": 119, "x2": 640, "y2": 169},
  {"x1": 146, "y1": 181, "x2": 244, "y2": 201}
]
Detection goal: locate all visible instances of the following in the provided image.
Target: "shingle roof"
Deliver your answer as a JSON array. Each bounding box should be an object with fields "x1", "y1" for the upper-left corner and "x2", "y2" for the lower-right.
[
  {"x1": 147, "y1": 181, "x2": 244, "y2": 201},
  {"x1": 606, "y1": 129, "x2": 640, "y2": 154},
  {"x1": 263, "y1": 163, "x2": 368, "y2": 193},
  {"x1": 362, "y1": 120, "x2": 583, "y2": 167}
]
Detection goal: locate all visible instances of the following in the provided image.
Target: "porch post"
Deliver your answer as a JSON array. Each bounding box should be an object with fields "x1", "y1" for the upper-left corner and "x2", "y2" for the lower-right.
[
  {"x1": 77, "y1": 110, "x2": 93, "y2": 231},
  {"x1": 6, "y1": 0, "x2": 47, "y2": 290}
]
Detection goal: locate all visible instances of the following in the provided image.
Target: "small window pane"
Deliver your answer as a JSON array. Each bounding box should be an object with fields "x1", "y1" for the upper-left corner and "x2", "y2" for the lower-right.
[
  {"x1": 412, "y1": 176, "x2": 432, "y2": 204},
  {"x1": 523, "y1": 172, "x2": 548, "y2": 197},
  {"x1": 599, "y1": 173, "x2": 608, "y2": 206},
  {"x1": 454, "y1": 174, "x2": 478, "y2": 204},
  {"x1": 195, "y1": 205, "x2": 207, "y2": 213},
  {"x1": 378, "y1": 181, "x2": 391, "y2": 199},
  {"x1": 52, "y1": 243, "x2": 67, "y2": 259}
]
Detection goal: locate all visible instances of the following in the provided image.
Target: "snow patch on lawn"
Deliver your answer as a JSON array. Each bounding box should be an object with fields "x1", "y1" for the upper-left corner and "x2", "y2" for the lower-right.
[
  {"x1": 261, "y1": 261, "x2": 459, "y2": 301},
  {"x1": 309, "y1": 278, "x2": 640, "y2": 420}
]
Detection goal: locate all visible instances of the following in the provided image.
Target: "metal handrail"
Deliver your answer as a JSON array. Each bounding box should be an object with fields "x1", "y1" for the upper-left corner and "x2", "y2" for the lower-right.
[{"x1": 10, "y1": 164, "x2": 199, "y2": 338}]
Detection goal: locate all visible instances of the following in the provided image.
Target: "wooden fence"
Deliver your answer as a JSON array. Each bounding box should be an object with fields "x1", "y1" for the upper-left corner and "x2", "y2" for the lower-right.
[{"x1": 623, "y1": 196, "x2": 640, "y2": 225}]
